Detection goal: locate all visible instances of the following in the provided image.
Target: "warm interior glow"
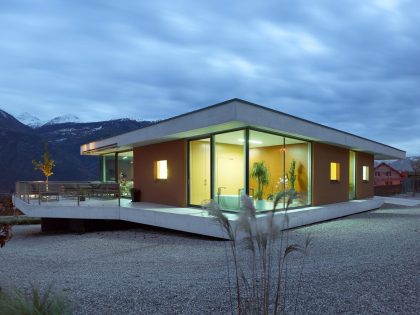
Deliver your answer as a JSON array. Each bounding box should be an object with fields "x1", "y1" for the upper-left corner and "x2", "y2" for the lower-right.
[
  {"x1": 189, "y1": 139, "x2": 211, "y2": 205},
  {"x1": 156, "y1": 160, "x2": 168, "y2": 180},
  {"x1": 238, "y1": 138, "x2": 263, "y2": 144},
  {"x1": 363, "y1": 166, "x2": 369, "y2": 181},
  {"x1": 330, "y1": 162, "x2": 340, "y2": 181}
]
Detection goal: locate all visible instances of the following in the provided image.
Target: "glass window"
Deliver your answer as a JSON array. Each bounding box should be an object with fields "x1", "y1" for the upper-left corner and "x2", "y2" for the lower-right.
[
  {"x1": 189, "y1": 138, "x2": 211, "y2": 206},
  {"x1": 248, "y1": 131, "x2": 311, "y2": 211},
  {"x1": 214, "y1": 130, "x2": 246, "y2": 210},
  {"x1": 284, "y1": 136, "x2": 311, "y2": 208},
  {"x1": 101, "y1": 153, "x2": 116, "y2": 182},
  {"x1": 330, "y1": 162, "x2": 340, "y2": 181},
  {"x1": 249, "y1": 130, "x2": 285, "y2": 211},
  {"x1": 363, "y1": 166, "x2": 369, "y2": 181},
  {"x1": 156, "y1": 160, "x2": 168, "y2": 180},
  {"x1": 118, "y1": 151, "x2": 133, "y2": 197}
]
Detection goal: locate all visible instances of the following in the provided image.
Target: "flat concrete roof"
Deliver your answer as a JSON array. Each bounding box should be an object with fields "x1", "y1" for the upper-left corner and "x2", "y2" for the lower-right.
[{"x1": 80, "y1": 98, "x2": 405, "y2": 160}]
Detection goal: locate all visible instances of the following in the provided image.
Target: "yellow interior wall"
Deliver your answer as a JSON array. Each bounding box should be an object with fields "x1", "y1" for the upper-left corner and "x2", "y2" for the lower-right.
[
  {"x1": 249, "y1": 143, "x2": 309, "y2": 199},
  {"x1": 249, "y1": 146, "x2": 284, "y2": 199},
  {"x1": 285, "y1": 143, "x2": 309, "y2": 196},
  {"x1": 349, "y1": 151, "x2": 356, "y2": 199},
  {"x1": 189, "y1": 139, "x2": 309, "y2": 203},
  {"x1": 189, "y1": 140, "x2": 210, "y2": 205},
  {"x1": 214, "y1": 143, "x2": 245, "y2": 196}
]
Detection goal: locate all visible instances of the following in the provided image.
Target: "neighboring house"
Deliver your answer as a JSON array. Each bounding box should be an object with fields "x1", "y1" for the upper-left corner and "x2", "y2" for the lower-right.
[
  {"x1": 374, "y1": 162, "x2": 404, "y2": 186},
  {"x1": 390, "y1": 158, "x2": 415, "y2": 176},
  {"x1": 14, "y1": 99, "x2": 406, "y2": 237}
]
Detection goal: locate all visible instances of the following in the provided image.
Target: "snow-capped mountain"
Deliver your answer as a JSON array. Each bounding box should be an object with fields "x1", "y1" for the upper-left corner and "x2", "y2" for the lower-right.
[
  {"x1": 44, "y1": 114, "x2": 81, "y2": 126},
  {"x1": 16, "y1": 112, "x2": 44, "y2": 128},
  {"x1": 0, "y1": 109, "x2": 32, "y2": 133},
  {"x1": 0, "y1": 108, "x2": 154, "y2": 192}
]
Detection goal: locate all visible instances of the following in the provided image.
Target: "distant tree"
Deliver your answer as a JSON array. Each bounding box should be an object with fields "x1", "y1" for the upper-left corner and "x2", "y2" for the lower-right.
[{"x1": 32, "y1": 144, "x2": 55, "y2": 189}]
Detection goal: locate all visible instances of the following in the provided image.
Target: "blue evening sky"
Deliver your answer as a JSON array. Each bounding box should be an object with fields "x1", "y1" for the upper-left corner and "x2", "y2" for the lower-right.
[{"x1": 0, "y1": 0, "x2": 419, "y2": 155}]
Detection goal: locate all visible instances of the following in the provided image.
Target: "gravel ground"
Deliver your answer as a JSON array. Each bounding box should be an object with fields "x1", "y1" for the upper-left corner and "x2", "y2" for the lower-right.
[{"x1": 1, "y1": 204, "x2": 419, "y2": 314}]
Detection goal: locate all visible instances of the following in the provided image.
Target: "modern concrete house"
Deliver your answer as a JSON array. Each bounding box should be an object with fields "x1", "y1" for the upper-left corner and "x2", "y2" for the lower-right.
[{"x1": 14, "y1": 99, "x2": 405, "y2": 238}]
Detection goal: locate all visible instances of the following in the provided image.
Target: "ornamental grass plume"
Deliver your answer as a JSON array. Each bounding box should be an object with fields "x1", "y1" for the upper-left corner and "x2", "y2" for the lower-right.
[{"x1": 205, "y1": 194, "x2": 312, "y2": 315}]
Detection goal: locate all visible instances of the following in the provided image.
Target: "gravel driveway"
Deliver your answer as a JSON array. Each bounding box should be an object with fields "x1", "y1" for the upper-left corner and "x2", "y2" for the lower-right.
[{"x1": 1, "y1": 204, "x2": 419, "y2": 314}]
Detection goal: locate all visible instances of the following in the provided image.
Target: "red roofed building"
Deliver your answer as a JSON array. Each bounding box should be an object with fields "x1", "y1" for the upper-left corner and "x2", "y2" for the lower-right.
[{"x1": 374, "y1": 162, "x2": 404, "y2": 186}]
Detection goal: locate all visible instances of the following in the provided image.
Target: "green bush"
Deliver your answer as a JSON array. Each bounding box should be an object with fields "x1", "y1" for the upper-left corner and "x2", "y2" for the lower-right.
[{"x1": 0, "y1": 285, "x2": 70, "y2": 315}]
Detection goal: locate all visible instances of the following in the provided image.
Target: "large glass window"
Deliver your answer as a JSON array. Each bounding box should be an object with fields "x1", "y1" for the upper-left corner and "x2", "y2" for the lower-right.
[
  {"x1": 189, "y1": 138, "x2": 211, "y2": 205},
  {"x1": 187, "y1": 128, "x2": 312, "y2": 212},
  {"x1": 214, "y1": 130, "x2": 246, "y2": 210},
  {"x1": 101, "y1": 153, "x2": 116, "y2": 182},
  {"x1": 249, "y1": 131, "x2": 285, "y2": 211},
  {"x1": 284, "y1": 136, "x2": 311, "y2": 208}
]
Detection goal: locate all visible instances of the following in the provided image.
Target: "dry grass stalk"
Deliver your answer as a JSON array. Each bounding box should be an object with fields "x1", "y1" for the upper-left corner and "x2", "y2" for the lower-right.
[{"x1": 205, "y1": 194, "x2": 312, "y2": 314}]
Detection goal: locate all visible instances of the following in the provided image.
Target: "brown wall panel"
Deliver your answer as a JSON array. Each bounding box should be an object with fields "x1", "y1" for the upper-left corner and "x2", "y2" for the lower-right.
[
  {"x1": 133, "y1": 140, "x2": 187, "y2": 207},
  {"x1": 312, "y1": 143, "x2": 349, "y2": 206},
  {"x1": 356, "y1": 152, "x2": 374, "y2": 199}
]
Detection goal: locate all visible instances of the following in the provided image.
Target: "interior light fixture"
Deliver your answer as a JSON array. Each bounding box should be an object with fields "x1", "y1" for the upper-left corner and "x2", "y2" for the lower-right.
[{"x1": 238, "y1": 139, "x2": 263, "y2": 144}]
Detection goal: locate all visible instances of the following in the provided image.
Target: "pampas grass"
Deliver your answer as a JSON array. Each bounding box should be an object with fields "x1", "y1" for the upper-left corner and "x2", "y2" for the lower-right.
[{"x1": 205, "y1": 194, "x2": 312, "y2": 315}]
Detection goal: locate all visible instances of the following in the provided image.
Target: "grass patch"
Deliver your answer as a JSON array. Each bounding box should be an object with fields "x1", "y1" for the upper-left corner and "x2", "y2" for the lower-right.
[
  {"x1": 0, "y1": 216, "x2": 41, "y2": 225},
  {"x1": 0, "y1": 285, "x2": 71, "y2": 315}
]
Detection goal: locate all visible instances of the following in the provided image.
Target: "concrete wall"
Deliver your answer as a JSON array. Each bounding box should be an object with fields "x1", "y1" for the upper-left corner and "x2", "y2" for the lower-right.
[
  {"x1": 312, "y1": 143, "x2": 350, "y2": 206},
  {"x1": 356, "y1": 152, "x2": 374, "y2": 199},
  {"x1": 133, "y1": 140, "x2": 187, "y2": 207}
]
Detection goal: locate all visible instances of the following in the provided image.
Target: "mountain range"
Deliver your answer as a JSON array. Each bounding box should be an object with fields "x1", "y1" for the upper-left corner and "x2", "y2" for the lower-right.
[
  {"x1": 0, "y1": 108, "x2": 417, "y2": 193},
  {"x1": 0, "y1": 108, "x2": 153, "y2": 192},
  {"x1": 16, "y1": 112, "x2": 81, "y2": 128}
]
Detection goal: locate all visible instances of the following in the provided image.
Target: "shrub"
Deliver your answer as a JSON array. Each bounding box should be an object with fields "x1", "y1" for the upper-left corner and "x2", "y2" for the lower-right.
[{"x1": 0, "y1": 285, "x2": 70, "y2": 315}]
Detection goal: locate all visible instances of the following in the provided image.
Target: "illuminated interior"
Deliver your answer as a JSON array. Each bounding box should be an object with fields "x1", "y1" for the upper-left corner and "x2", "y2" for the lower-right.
[
  {"x1": 188, "y1": 129, "x2": 311, "y2": 211},
  {"x1": 330, "y1": 162, "x2": 340, "y2": 181},
  {"x1": 118, "y1": 151, "x2": 134, "y2": 197},
  {"x1": 99, "y1": 151, "x2": 134, "y2": 197},
  {"x1": 156, "y1": 160, "x2": 168, "y2": 180},
  {"x1": 214, "y1": 130, "x2": 246, "y2": 210},
  {"x1": 362, "y1": 166, "x2": 369, "y2": 181},
  {"x1": 249, "y1": 131, "x2": 310, "y2": 210},
  {"x1": 349, "y1": 151, "x2": 356, "y2": 199},
  {"x1": 189, "y1": 138, "x2": 210, "y2": 205}
]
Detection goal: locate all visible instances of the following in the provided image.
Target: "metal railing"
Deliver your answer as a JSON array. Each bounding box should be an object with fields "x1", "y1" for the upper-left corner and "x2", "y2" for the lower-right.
[{"x1": 15, "y1": 181, "x2": 122, "y2": 207}]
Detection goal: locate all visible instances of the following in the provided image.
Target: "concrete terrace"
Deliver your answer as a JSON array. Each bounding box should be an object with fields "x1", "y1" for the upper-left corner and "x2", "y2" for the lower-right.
[{"x1": 14, "y1": 196, "x2": 386, "y2": 239}]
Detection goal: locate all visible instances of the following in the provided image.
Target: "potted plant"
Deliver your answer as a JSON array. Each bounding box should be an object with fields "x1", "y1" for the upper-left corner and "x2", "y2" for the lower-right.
[
  {"x1": 251, "y1": 161, "x2": 269, "y2": 209},
  {"x1": 130, "y1": 187, "x2": 141, "y2": 202}
]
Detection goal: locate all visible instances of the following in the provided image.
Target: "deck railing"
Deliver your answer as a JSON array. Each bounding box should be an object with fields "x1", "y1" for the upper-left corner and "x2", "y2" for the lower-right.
[{"x1": 15, "y1": 181, "x2": 122, "y2": 207}]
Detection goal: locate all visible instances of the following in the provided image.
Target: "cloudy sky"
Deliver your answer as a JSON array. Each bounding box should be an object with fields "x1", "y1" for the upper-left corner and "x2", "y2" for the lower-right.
[{"x1": 0, "y1": 0, "x2": 419, "y2": 155}]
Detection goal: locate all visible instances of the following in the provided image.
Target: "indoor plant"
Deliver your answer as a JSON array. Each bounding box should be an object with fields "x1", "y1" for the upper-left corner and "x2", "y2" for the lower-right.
[{"x1": 251, "y1": 161, "x2": 269, "y2": 208}]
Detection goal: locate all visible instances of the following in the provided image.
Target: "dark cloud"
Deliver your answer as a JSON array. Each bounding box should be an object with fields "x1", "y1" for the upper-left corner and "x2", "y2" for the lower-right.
[{"x1": 0, "y1": 0, "x2": 419, "y2": 155}]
